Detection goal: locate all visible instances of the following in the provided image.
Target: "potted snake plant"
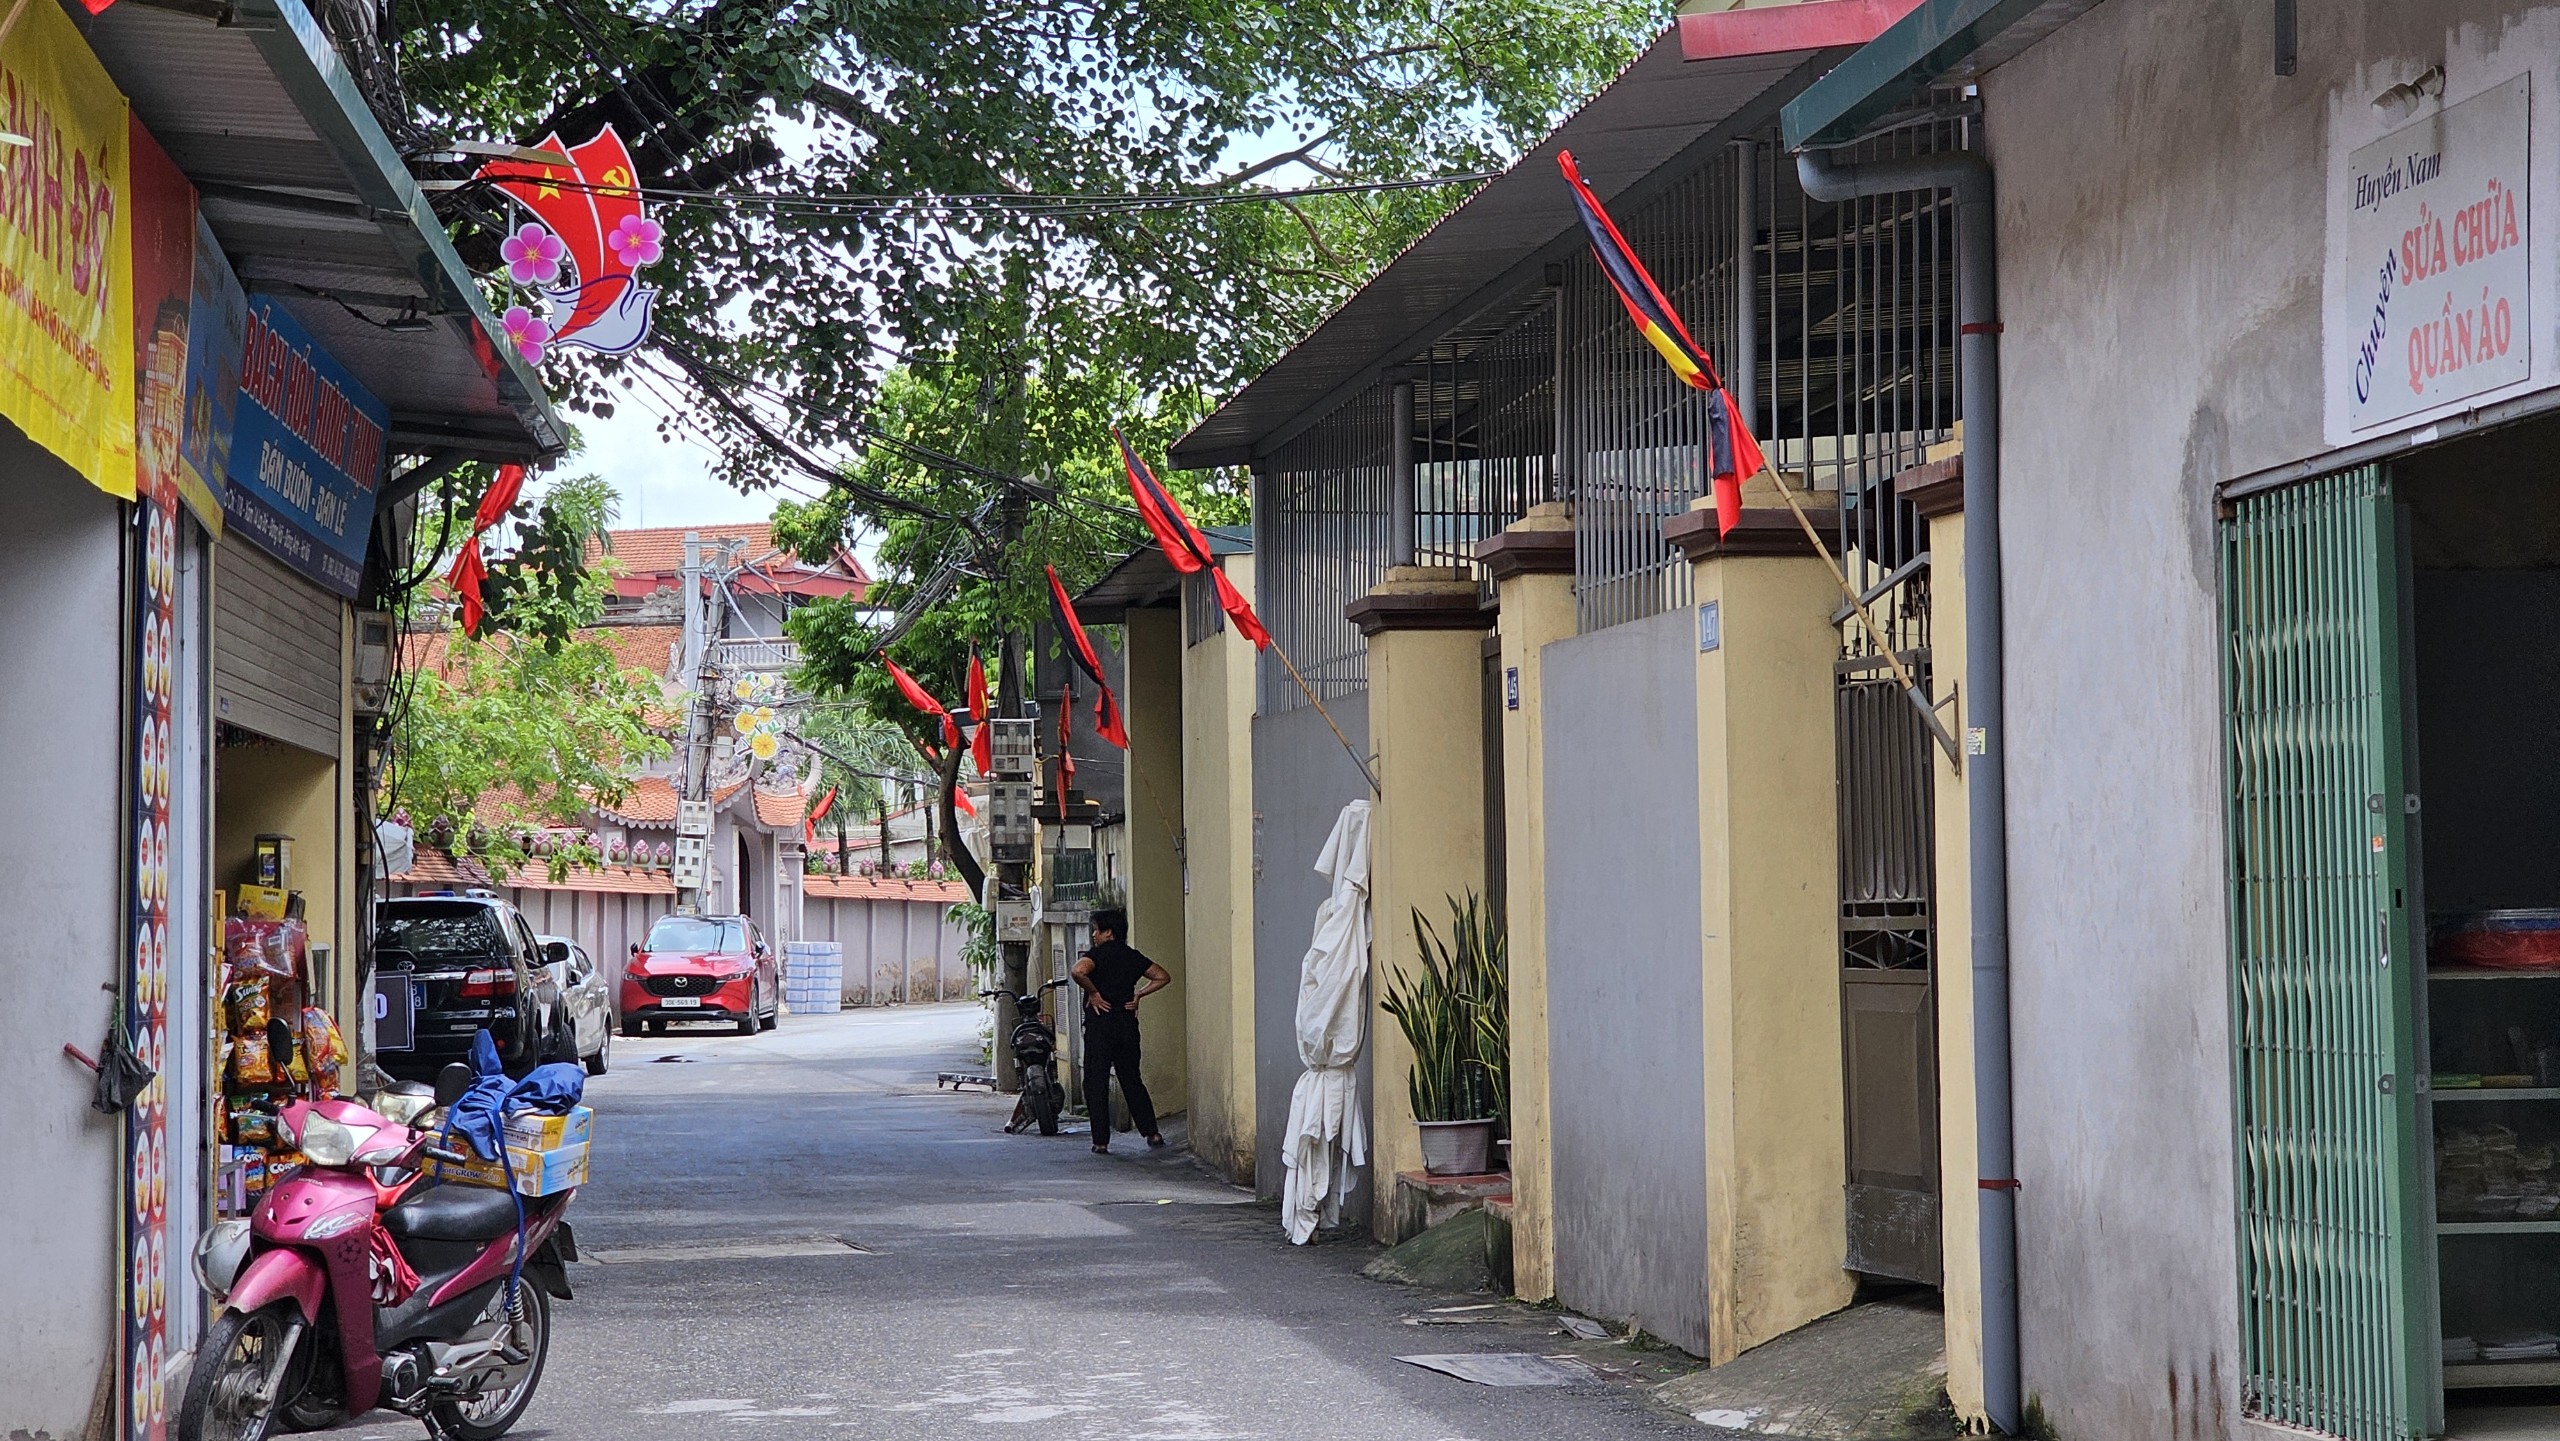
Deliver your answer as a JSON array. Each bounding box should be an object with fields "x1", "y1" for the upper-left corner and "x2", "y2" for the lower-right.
[{"x1": 1383, "y1": 893, "x2": 1508, "y2": 1176}]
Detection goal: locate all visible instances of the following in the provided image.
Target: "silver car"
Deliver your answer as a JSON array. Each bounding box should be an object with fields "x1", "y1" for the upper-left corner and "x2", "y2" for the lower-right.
[{"x1": 539, "y1": 935, "x2": 613, "y2": 1075}]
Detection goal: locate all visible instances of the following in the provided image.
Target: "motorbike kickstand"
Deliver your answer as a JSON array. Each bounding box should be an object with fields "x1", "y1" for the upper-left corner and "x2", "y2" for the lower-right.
[{"x1": 419, "y1": 1409, "x2": 460, "y2": 1441}]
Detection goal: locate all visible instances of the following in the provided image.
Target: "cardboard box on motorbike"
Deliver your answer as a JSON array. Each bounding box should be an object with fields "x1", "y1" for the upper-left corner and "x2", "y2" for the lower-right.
[{"x1": 433, "y1": 1107, "x2": 595, "y2": 1195}]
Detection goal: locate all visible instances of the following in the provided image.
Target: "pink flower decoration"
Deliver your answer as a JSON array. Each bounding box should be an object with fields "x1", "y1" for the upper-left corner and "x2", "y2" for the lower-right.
[
  {"x1": 607, "y1": 215, "x2": 664, "y2": 269},
  {"x1": 500, "y1": 223, "x2": 565, "y2": 285},
  {"x1": 501, "y1": 305, "x2": 550, "y2": 364}
]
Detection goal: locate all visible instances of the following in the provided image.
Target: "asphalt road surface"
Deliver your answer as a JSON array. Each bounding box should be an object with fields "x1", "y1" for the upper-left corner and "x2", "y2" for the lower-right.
[{"x1": 341, "y1": 1002, "x2": 1716, "y2": 1440}]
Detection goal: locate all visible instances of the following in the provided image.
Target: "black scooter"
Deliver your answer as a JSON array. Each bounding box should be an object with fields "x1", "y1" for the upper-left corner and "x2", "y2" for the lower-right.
[{"x1": 981, "y1": 979, "x2": 1073, "y2": 1135}]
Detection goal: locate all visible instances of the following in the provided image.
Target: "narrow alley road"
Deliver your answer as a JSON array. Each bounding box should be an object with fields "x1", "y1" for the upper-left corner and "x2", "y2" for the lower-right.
[{"x1": 354, "y1": 1003, "x2": 1718, "y2": 1441}]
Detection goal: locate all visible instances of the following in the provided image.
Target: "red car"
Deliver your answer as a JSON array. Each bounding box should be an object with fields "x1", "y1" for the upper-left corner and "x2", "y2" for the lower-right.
[{"x1": 620, "y1": 913, "x2": 781, "y2": 1037}]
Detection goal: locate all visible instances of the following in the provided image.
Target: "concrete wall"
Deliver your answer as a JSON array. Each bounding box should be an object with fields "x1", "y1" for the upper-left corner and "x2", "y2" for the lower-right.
[
  {"x1": 1122, "y1": 606, "x2": 1189, "y2": 1110},
  {"x1": 1183, "y1": 558, "x2": 1260, "y2": 1182},
  {"x1": 799, "y1": 894, "x2": 972, "y2": 1004},
  {"x1": 1252, "y1": 690, "x2": 1371, "y2": 1208},
  {"x1": 0, "y1": 442, "x2": 126, "y2": 1439},
  {"x1": 1925, "y1": 508, "x2": 1984, "y2": 1424},
  {"x1": 1973, "y1": 3, "x2": 2560, "y2": 1431},
  {"x1": 1542, "y1": 608, "x2": 1709, "y2": 1350}
]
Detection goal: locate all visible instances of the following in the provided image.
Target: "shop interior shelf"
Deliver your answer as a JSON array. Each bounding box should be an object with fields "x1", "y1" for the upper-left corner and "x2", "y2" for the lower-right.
[
  {"x1": 2429, "y1": 967, "x2": 2560, "y2": 981},
  {"x1": 2446, "y1": 1359, "x2": 2560, "y2": 1389},
  {"x1": 2438, "y1": 1220, "x2": 2560, "y2": 1235},
  {"x1": 2432, "y1": 1088, "x2": 2560, "y2": 1102}
]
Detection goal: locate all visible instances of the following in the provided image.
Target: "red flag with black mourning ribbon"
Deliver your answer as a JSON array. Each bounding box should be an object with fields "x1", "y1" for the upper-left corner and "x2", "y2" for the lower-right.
[
  {"x1": 967, "y1": 649, "x2": 992, "y2": 777},
  {"x1": 1044, "y1": 564, "x2": 1128, "y2": 749},
  {"x1": 1558, "y1": 151, "x2": 1767, "y2": 536},
  {"x1": 1115, "y1": 429, "x2": 1269, "y2": 648},
  {"x1": 882, "y1": 655, "x2": 962, "y2": 751}
]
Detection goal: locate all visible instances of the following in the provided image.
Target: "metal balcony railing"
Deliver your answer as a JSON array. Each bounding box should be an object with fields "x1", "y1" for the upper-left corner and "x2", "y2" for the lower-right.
[{"x1": 715, "y1": 637, "x2": 799, "y2": 672}]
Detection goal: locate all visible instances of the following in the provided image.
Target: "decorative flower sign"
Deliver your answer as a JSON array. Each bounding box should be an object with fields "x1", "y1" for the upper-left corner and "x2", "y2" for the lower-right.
[
  {"x1": 730, "y1": 672, "x2": 787, "y2": 762},
  {"x1": 471, "y1": 125, "x2": 665, "y2": 364}
]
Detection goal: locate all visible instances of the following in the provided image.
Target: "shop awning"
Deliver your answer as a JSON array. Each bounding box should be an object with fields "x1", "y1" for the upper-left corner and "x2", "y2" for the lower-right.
[
  {"x1": 1779, "y1": 0, "x2": 2100, "y2": 148},
  {"x1": 1168, "y1": 3, "x2": 1911, "y2": 469},
  {"x1": 82, "y1": 0, "x2": 566, "y2": 466}
]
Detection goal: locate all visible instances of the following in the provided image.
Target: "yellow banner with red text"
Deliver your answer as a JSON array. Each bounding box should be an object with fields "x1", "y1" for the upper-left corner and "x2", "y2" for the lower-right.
[{"x1": 0, "y1": 4, "x2": 134, "y2": 499}]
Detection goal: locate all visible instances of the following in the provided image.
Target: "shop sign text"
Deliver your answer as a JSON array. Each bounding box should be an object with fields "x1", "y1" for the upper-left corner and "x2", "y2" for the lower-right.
[{"x1": 2340, "y1": 73, "x2": 2532, "y2": 431}]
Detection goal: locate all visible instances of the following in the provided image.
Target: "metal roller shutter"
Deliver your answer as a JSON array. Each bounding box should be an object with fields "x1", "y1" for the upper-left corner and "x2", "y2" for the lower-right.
[
  {"x1": 214, "y1": 541, "x2": 341, "y2": 756},
  {"x1": 2221, "y1": 465, "x2": 2428, "y2": 1441}
]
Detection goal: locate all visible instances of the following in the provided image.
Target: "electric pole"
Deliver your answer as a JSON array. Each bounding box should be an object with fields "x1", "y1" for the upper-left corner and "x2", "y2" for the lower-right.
[
  {"x1": 987, "y1": 492, "x2": 1034, "y2": 1091},
  {"x1": 672, "y1": 532, "x2": 722, "y2": 913}
]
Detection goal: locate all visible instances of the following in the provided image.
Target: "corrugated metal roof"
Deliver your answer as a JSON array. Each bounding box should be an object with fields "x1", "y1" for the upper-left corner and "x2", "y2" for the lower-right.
[
  {"x1": 1072, "y1": 527, "x2": 1250, "y2": 623},
  {"x1": 82, "y1": 0, "x2": 564, "y2": 461},
  {"x1": 1167, "y1": 26, "x2": 1840, "y2": 468}
]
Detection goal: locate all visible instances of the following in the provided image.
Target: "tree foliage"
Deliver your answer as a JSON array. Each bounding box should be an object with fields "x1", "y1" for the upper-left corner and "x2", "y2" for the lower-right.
[
  {"x1": 394, "y1": 0, "x2": 1666, "y2": 484},
  {"x1": 389, "y1": 478, "x2": 671, "y2": 876}
]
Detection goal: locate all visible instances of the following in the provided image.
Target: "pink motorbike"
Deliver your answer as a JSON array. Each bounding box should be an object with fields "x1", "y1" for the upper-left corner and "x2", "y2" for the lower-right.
[{"x1": 176, "y1": 1078, "x2": 578, "y2": 1441}]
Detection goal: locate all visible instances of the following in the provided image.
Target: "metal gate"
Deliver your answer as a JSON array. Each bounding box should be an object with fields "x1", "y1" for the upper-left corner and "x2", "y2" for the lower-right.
[
  {"x1": 1837, "y1": 652, "x2": 1940, "y2": 1284},
  {"x1": 2221, "y1": 466, "x2": 2429, "y2": 1441}
]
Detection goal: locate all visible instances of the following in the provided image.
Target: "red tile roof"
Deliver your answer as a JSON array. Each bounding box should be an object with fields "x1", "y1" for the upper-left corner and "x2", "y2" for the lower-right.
[
  {"x1": 390, "y1": 850, "x2": 493, "y2": 888},
  {"x1": 755, "y1": 786, "x2": 808, "y2": 831},
  {"x1": 586, "y1": 524, "x2": 870, "y2": 601},
  {"x1": 801, "y1": 874, "x2": 972, "y2": 903},
  {"x1": 502, "y1": 862, "x2": 676, "y2": 895}
]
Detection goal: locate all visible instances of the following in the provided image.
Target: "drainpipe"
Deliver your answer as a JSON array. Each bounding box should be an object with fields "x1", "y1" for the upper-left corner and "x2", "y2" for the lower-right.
[
  {"x1": 1797, "y1": 145, "x2": 2017, "y2": 1435},
  {"x1": 1733, "y1": 139, "x2": 1758, "y2": 432}
]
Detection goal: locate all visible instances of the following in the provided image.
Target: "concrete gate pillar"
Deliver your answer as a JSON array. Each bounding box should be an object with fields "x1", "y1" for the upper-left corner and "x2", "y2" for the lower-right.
[
  {"x1": 1474, "y1": 505, "x2": 1576, "y2": 1300},
  {"x1": 1346, "y1": 565, "x2": 1494, "y2": 1239},
  {"x1": 1665, "y1": 502, "x2": 1858, "y2": 1364},
  {"x1": 1122, "y1": 605, "x2": 1189, "y2": 1111},
  {"x1": 1897, "y1": 452, "x2": 1984, "y2": 1424}
]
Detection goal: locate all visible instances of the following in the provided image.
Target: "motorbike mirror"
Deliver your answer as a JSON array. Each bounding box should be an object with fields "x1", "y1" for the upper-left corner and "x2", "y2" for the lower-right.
[
  {"x1": 543, "y1": 940, "x2": 571, "y2": 966},
  {"x1": 433, "y1": 1062, "x2": 475, "y2": 1107}
]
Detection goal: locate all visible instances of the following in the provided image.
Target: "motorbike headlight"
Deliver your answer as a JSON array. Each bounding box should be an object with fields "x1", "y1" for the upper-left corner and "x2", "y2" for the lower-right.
[
  {"x1": 296, "y1": 1112, "x2": 365, "y2": 1168},
  {"x1": 194, "y1": 1219, "x2": 252, "y2": 1300}
]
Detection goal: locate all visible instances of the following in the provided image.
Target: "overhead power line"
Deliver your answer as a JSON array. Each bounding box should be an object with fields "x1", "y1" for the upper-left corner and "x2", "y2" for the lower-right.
[{"x1": 433, "y1": 168, "x2": 1501, "y2": 220}]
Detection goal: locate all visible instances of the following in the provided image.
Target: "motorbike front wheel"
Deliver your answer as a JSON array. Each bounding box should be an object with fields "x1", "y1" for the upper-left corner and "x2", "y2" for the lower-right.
[
  {"x1": 175, "y1": 1303, "x2": 306, "y2": 1441},
  {"x1": 1024, "y1": 1062, "x2": 1061, "y2": 1136},
  {"x1": 430, "y1": 1283, "x2": 551, "y2": 1440}
]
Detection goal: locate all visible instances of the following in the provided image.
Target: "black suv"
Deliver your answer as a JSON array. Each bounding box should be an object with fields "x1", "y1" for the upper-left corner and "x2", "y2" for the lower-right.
[{"x1": 374, "y1": 893, "x2": 574, "y2": 1081}]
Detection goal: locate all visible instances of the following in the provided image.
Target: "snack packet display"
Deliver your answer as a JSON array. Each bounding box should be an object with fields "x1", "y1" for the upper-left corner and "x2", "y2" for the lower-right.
[
  {"x1": 231, "y1": 1033, "x2": 274, "y2": 1086},
  {"x1": 300, "y1": 1007, "x2": 346, "y2": 1095},
  {"x1": 224, "y1": 975, "x2": 270, "y2": 1032},
  {"x1": 224, "y1": 916, "x2": 306, "y2": 982}
]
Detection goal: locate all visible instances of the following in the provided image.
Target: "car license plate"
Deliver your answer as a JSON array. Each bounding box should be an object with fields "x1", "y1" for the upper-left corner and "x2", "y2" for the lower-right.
[{"x1": 659, "y1": 996, "x2": 702, "y2": 1009}]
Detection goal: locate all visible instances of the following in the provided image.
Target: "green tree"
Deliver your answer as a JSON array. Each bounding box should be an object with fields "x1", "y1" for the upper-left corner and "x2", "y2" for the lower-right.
[
  {"x1": 391, "y1": 0, "x2": 1664, "y2": 481},
  {"x1": 389, "y1": 476, "x2": 671, "y2": 875}
]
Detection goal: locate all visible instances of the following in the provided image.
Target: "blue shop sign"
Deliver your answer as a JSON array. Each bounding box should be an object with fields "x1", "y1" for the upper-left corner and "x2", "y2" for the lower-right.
[{"x1": 223, "y1": 298, "x2": 385, "y2": 597}]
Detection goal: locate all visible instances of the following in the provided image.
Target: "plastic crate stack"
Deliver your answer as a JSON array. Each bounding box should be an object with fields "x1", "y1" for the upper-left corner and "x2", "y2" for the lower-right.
[{"x1": 784, "y1": 941, "x2": 844, "y2": 1014}]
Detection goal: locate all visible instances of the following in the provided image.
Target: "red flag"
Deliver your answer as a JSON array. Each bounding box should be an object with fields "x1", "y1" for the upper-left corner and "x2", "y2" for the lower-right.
[
  {"x1": 1043, "y1": 565, "x2": 1128, "y2": 749},
  {"x1": 445, "y1": 542, "x2": 488, "y2": 636},
  {"x1": 918, "y1": 739, "x2": 979, "y2": 816},
  {"x1": 967, "y1": 650, "x2": 992, "y2": 777},
  {"x1": 882, "y1": 655, "x2": 961, "y2": 750},
  {"x1": 804, "y1": 786, "x2": 837, "y2": 845},
  {"x1": 1558, "y1": 151, "x2": 1765, "y2": 536},
  {"x1": 445, "y1": 463, "x2": 526, "y2": 637},
  {"x1": 1115, "y1": 430, "x2": 1270, "y2": 648}
]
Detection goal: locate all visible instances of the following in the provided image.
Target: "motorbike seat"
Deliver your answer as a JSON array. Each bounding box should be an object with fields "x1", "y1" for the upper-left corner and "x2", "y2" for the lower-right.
[{"x1": 384, "y1": 1182, "x2": 523, "y2": 1242}]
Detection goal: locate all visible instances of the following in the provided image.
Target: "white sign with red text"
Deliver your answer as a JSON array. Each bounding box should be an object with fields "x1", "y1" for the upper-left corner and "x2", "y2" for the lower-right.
[{"x1": 2338, "y1": 73, "x2": 2531, "y2": 431}]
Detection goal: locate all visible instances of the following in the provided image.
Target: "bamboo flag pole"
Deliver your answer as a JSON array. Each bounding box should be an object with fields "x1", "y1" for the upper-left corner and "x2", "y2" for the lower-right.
[
  {"x1": 1268, "y1": 637, "x2": 1381, "y2": 796},
  {"x1": 1752, "y1": 463, "x2": 1962, "y2": 766}
]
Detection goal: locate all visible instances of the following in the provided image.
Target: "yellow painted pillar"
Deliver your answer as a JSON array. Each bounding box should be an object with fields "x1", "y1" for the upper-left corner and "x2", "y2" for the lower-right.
[
  {"x1": 1122, "y1": 605, "x2": 1189, "y2": 1111},
  {"x1": 1348, "y1": 565, "x2": 1492, "y2": 1239},
  {"x1": 1476, "y1": 505, "x2": 1576, "y2": 1300},
  {"x1": 1899, "y1": 455, "x2": 1983, "y2": 1423},
  {"x1": 1668, "y1": 504, "x2": 1858, "y2": 1365},
  {"x1": 1182, "y1": 556, "x2": 1260, "y2": 1182}
]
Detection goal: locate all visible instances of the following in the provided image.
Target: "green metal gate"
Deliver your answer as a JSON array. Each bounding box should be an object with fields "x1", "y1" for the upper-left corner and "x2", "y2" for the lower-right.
[{"x1": 2221, "y1": 466, "x2": 2430, "y2": 1441}]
